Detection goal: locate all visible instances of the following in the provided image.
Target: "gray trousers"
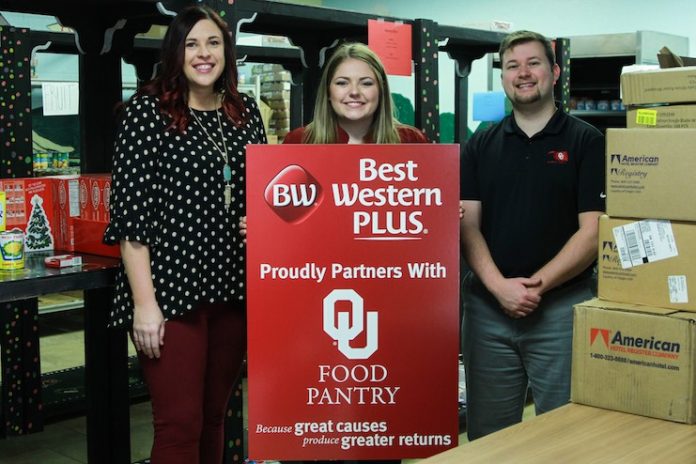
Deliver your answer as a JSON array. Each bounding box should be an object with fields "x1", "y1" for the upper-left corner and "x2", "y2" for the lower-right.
[{"x1": 461, "y1": 272, "x2": 594, "y2": 440}]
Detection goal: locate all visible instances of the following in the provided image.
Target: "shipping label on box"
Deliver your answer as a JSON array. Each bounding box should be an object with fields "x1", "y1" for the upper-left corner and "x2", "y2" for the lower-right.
[
  {"x1": 627, "y1": 104, "x2": 696, "y2": 129},
  {"x1": 606, "y1": 128, "x2": 696, "y2": 221},
  {"x1": 612, "y1": 219, "x2": 678, "y2": 269},
  {"x1": 599, "y1": 216, "x2": 696, "y2": 311},
  {"x1": 0, "y1": 178, "x2": 58, "y2": 252},
  {"x1": 621, "y1": 66, "x2": 696, "y2": 106},
  {"x1": 572, "y1": 298, "x2": 696, "y2": 423}
]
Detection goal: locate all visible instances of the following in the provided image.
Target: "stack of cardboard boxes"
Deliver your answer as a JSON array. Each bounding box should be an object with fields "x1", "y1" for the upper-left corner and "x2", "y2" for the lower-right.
[
  {"x1": 252, "y1": 64, "x2": 292, "y2": 142},
  {"x1": 571, "y1": 66, "x2": 696, "y2": 424},
  {"x1": 0, "y1": 173, "x2": 118, "y2": 257}
]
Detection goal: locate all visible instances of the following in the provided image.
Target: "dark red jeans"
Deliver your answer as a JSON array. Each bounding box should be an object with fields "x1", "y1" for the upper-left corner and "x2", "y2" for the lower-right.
[{"x1": 138, "y1": 302, "x2": 246, "y2": 464}]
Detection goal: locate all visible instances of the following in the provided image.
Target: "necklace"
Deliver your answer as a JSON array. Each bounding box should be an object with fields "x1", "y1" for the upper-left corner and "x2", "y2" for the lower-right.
[{"x1": 190, "y1": 105, "x2": 233, "y2": 210}]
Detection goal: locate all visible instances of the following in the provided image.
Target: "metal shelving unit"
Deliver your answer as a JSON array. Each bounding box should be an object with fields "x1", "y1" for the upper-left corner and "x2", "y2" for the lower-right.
[
  {"x1": 38, "y1": 290, "x2": 84, "y2": 314},
  {"x1": 567, "y1": 31, "x2": 689, "y2": 131}
]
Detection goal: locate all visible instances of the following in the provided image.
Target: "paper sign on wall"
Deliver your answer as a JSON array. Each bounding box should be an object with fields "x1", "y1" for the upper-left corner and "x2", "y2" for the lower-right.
[
  {"x1": 368, "y1": 19, "x2": 413, "y2": 76},
  {"x1": 42, "y1": 82, "x2": 79, "y2": 116},
  {"x1": 246, "y1": 144, "x2": 460, "y2": 461}
]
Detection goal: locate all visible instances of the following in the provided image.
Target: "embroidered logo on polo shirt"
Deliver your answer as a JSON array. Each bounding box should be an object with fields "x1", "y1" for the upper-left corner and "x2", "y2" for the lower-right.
[{"x1": 546, "y1": 150, "x2": 569, "y2": 164}]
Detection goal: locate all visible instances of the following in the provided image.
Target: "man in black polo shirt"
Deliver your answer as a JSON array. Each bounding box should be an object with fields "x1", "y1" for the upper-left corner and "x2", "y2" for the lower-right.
[{"x1": 460, "y1": 30, "x2": 605, "y2": 440}]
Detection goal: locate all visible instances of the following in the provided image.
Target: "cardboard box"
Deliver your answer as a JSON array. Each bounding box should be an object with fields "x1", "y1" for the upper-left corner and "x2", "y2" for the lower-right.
[
  {"x1": 0, "y1": 176, "x2": 88, "y2": 252},
  {"x1": 621, "y1": 66, "x2": 696, "y2": 106},
  {"x1": 572, "y1": 298, "x2": 696, "y2": 423},
  {"x1": 261, "y1": 81, "x2": 291, "y2": 92},
  {"x1": 461, "y1": 20, "x2": 513, "y2": 33},
  {"x1": 267, "y1": 97, "x2": 290, "y2": 110},
  {"x1": 266, "y1": 90, "x2": 291, "y2": 100},
  {"x1": 626, "y1": 104, "x2": 696, "y2": 129},
  {"x1": 0, "y1": 178, "x2": 58, "y2": 251},
  {"x1": 606, "y1": 129, "x2": 696, "y2": 221},
  {"x1": 73, "y1": 218, "x2": 120, "y2": 258},
  {"x1": 598, "y1": 215, "x2": 696, "y2": 311},
  {"x1": 260, "y1": 71, "x2": 291, "y2": 83},
  {"x1": 78, "y1": 174, "x2": 111, "y2": 222},
  {"x1": 251, "y1": 63, "x2": 285, "y2": 74}
]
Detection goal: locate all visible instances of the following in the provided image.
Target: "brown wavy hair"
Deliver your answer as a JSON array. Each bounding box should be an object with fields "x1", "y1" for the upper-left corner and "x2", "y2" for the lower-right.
[
  {"x1": 136, "y1": 5, "x2": 246, "y2": 132},
  {"x1": 303, "y1": 42, "x2": 401, "y2": 144}
]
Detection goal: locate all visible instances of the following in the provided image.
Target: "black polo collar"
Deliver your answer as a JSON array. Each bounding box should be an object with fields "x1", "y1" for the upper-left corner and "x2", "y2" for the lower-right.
[{"x1": 503, "y1": 108, "x2": 567, "y2": 138}]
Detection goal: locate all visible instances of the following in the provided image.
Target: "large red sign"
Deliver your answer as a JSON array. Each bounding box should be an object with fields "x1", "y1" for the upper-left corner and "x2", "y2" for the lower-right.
[{"x1": 246, "y1": 144, "x2": 460, "y2": 460}]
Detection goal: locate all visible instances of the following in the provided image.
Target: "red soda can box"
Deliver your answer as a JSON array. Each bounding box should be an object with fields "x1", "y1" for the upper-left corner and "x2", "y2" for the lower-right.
[{"x1": 79, "y1": 174, "x2": 111, "y2": 222}]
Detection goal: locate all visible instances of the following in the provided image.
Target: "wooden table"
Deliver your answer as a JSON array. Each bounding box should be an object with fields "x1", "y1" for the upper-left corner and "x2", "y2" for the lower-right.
[{"x1": 420, "y1": 403, "x2": 696, "y2": 463}]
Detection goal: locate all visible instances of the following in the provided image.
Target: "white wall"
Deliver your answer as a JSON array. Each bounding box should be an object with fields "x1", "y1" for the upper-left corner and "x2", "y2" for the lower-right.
[{"x1": 319, "y1": 0, "x2": 694, "y2": 129}]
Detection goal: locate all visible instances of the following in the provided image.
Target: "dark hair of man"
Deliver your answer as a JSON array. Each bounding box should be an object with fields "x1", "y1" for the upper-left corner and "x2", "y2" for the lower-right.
[
  {"x1": 498, "y1": 30, "x2": 556, "y2": 68},
  {"x1": 136, "y1": 5, "x2": 246, "y2": 132}
]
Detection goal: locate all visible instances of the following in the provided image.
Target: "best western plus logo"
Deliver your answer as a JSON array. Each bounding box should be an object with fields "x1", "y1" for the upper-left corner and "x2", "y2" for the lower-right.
[{"x1": 264, "y1": 165, "x2": 323, "y2": 224}]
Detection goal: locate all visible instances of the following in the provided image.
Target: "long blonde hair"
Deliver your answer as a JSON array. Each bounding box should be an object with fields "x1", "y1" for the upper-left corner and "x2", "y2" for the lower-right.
[{"x1": 303, "y1": 42, "x2": 401, "y2": 144}]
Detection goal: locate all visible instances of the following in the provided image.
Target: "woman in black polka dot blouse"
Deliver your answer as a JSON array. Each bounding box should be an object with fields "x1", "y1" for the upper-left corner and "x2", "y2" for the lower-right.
[{"x1": 103, "y1": 6, "x2": 266, "y2": 464}]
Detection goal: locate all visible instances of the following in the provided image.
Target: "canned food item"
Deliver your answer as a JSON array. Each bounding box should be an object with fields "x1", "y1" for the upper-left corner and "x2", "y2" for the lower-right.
[
  {"x1": 34, "y1": 152, "x2": 49, "y2": 171},
  {"x1": 51, "y1": 152, "x2": 69, "y2": 169},
  {"x1": 33, "y1": 153, "x2": 43, "y2": 171},
  {"x1": 611, "y1": 99, "x2": 624, "y2": 111},
  {"x1": 60, "y1": 152, "x2": 70, "y2": 168},
  {"x1": 0, "y1": 228, "x2": 25, "y2": 270}
]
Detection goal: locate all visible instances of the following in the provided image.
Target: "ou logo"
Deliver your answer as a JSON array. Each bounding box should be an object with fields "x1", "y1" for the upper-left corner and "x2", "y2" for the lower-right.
[{"x1": 323, "y1": 289, "x2": 378, "y2": 360}]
